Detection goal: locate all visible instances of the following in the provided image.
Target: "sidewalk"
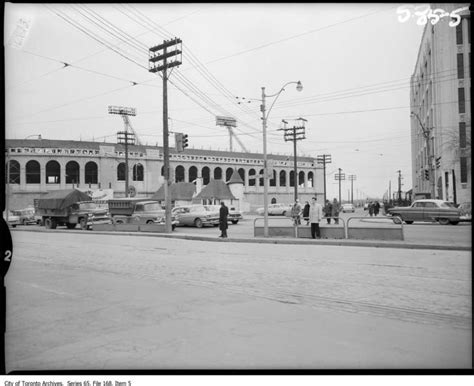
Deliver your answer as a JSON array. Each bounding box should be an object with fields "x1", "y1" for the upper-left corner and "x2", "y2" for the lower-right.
[{"x1": 9, "y1": 226, "x2": 471, "y2": 251}]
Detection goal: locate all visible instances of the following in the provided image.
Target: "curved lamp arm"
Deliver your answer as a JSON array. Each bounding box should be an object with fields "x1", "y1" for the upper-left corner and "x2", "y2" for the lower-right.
[
  {"x1": 411, "y1": 111, "x2": 429, "y2": 138},
  {"x1": 265, "y1": 81, "x2": 302, "y2": 119}
]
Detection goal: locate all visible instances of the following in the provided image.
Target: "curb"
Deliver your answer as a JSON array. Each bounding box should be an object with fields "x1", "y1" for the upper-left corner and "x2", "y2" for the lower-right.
[{"x1": 9, "y1": 227, "x2": 471, "y2": 251}]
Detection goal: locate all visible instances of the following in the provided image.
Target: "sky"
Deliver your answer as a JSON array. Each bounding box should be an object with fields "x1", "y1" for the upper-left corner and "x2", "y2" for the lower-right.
[{"x1": 4, "y1": 3, "x2": 426, "y2": 200}]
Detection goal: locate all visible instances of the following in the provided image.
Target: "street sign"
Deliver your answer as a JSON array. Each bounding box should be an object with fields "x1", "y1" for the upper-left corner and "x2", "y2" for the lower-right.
[{"x1": 216, "y1": 116, "x2": 237, "y2": 127}]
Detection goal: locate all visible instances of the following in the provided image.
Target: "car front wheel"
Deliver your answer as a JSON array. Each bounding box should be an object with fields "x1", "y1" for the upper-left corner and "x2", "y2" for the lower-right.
[
  {"x1": 404, "y1": 220, "x2": 413, "y2": 224},
  {"x1": 231, "y1": 220, "x2": 238, "y2": 224},
  {"x1": 194, "y1": 218, "x2": 203, "y2": 228},
  {"x1": 449, "y1": 220, "x2": 459, "y2": 225},
  {"x1": 79, "y1": 218, "x2": 88, "y2": 230},
  {"x1": 438, "y1": 218, "x2": 450, "y2": 225}
]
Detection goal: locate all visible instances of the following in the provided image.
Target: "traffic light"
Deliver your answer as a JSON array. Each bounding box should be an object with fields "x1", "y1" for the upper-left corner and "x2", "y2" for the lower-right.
[
  {"x1": 175, "y1": 132, "x2": 183, "y2": 152},
  {"x1": 182, "y1": 134, "x2": 188, "y2": 149},
  {"x1": 424, "y1": 168, "x2": 429, "y2": 180},
  {"x1": 435, "y1": 156, "x2": 441, "y2": 169}
]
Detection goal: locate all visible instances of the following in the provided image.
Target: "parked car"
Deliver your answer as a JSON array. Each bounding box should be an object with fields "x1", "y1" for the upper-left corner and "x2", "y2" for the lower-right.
[
  {"x1": 256, "y1": 203, "x2": 291, "y2": 216},
  {"x1": 341, "y1": 203, "x2": 355, "y2": 213},
  {"x1": 386, "y1": 199, "x2": 462, "y2": 225},
  {"x1": 172, "y1": 205, "x2": 220, "y2": 228},
  {"x1": 205, "y1": 205, "x2": 243, "y2": 224},
  {"x1": 3, "y1": 211, "x2": 21, "y2": 228},
  {"x1": 458, "y1": 202, "x2": 471, "y2": 222},
  {"x1": 12, "y1": 207, "x2": 39, "y2": 225}
]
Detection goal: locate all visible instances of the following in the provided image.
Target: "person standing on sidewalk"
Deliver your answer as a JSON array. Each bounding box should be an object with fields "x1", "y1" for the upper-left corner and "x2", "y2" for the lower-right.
[
  {"x1": 219, "y1": 201, "x2": 229, "y2": 238},
  {"x1": 302, "y1": 201, "x2": 310, "y2": 225},
  {"x1": 291, "y1": 199, "x2": 302, "y2": 225},
  {"x1": 323, "y1": 199, "x2": 332, "y2": 224},
  {"x1": 331, "y1": 198, "x2": 340, "y2": 224},
  {"x1": 309, "y1": 196, "x2": 323, "y2": 239}
]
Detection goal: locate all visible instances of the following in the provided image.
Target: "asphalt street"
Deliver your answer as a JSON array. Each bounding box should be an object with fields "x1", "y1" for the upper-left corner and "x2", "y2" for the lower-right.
[{"x1": 4, "y1": 230, "x2": 471, "y2": 371}]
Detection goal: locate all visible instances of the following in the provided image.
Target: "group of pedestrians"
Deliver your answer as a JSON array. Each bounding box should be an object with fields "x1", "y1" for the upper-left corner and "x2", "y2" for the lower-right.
[
  {"x1": 367, "y1": 201, "x2": 381, "y2": 217},
  {"x1": 323, "y1": 198, "x2": 340, "y2": 225}
]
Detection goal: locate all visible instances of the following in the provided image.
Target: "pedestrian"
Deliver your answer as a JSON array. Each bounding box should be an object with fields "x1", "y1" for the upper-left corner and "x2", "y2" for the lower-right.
[
  {"x1": 219, "y1": 201, "x2": 229, "y2": 238},
  {"x1": 291, "y1": 199, "x2": 302, "y2": 225},
  {"x1": 374, "y1": 201, "x2": 380, "y2": 216},
  {"x1": 309, "y1": 196, "x2": 323, "y2": 239},
  {"x1": 331, "y1": 198, "x2": 340, "y2": 224},
  {"x1": 368, "y1": 201, "x2": 374, "y2": 217},
  {"x1": 302, "y1": 201, "x2": 310, "y2": 225},
  {"x1": 323, "y1": 199, "x2": 332, "y2": 224}
]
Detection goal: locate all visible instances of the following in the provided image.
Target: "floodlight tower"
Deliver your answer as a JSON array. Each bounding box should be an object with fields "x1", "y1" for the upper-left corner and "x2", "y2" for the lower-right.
[{"x1": 108, "y1": 106, "x2": 137, "y2": 197}]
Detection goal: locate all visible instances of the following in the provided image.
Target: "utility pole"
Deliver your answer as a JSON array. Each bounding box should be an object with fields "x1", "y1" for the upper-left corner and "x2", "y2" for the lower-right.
[
  {"x1": 149, "y1": 38, "x2": 182, "y2": 233},
  {"x1": 411, "y1": 112, "x2": 435, "y2": 198},
  {"x1": 388, "y1": 180, "x2": 391, "y2": 204},
  {"x1": 316, "y1": 154, "x2": 332, "y2": 203},
  {"x1": 280, "y1": 118, "x2": 307, "y2": 202},
  {"x1": 108, "y1": 106, "x2": 137, "y2": 198},
  {"x1": 334, "y1": 168, "x2": 345, "y2": 204},
  {"x1": 397, "y1": 170, "x2": 402, "y2": 203},
  {"x1": 348, "y1": 174, "x2": 357, "y2": 204}
]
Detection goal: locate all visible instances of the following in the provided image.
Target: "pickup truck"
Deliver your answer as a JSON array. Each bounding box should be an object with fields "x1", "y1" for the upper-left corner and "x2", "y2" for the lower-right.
[
  {"x1": 35, "y1": 189, "x2": 111, "y2": 230},
  {"x1": 108, "y1": 198, "x2": 179, "y2": 229}
]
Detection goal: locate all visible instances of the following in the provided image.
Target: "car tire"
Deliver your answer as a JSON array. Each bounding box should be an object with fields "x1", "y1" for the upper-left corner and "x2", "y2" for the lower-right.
[
  {"x1": 449, "y1": 221, "x2": 459, "y2": 225},
  {"x1": 44, "y1": 218, "x2": 57, "y2": 229},
  {"x1": 194, "y1": 218, "x2": 203, "y2": 228},
  {"x1": 282, "y1": 211, "x2": 287, "y2": 216},
  {"x1": 392, "y1": 215, "x2": 402, "y2": 224},
  {"x1": 231, "y1": 220, "x2": 238, "y2": 224},
  {"x1": 438, "y1": 218, "x2": 450, "y2": 225},
  {"x1": 114, "y1": 219, "x2": 124, "y2": 225},
  {"x1": 66, "y1": 222, "x2": 77, "y2": 229},
  {"x1": 404, "y1": 221, "x2": 413, "y2": 224},
  {"x1": 146, "y1": 220, "x2": 154, "y2": 224},
  {"x1": 172, "y1": 224, "x2": 176, "y2": 231},
  {"x1": 79, "y1": 218, "x2": 88, "y2": 230}
]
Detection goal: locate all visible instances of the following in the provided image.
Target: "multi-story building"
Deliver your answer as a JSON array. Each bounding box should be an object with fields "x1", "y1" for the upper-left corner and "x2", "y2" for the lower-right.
[
  {"x1": 410, "y1": 3, "x2": 470, "y2": 204},
  {"x1": 4, "y1": 138, "x2": 323, "y2": 211}
]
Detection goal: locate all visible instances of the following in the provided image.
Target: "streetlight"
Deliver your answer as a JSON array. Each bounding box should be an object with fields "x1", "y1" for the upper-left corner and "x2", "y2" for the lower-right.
[{"x1": 261, "y1": 81, "x2": 303, "y2": 237}]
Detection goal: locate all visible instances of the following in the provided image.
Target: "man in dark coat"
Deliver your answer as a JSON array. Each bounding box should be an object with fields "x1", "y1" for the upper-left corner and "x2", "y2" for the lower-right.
[{"x1": 219, "y1": 202, "x2": 229, "y2": 238}]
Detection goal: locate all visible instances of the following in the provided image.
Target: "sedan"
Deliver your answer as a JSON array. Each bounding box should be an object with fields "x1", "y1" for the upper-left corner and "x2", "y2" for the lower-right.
[
  {"x1": 206, "y1": 205, "x2": 243, "y2": 224},
  {"x1": 172, "y1": 205, "x2": 220, "y2": 228},
  {"x1": 341, "y1": 203, "x2": 355, "y2": 213},
  {"x1": 256, "y1": 203, "x2": 291, "y2": 216},
  {"x1": 387, "y1": 199, "x2": 461, "y2": 225}
]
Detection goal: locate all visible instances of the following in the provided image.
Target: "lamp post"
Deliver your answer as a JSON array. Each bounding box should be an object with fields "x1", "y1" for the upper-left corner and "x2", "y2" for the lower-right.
[{"x1": 261, "y1": 81, "x2": 303, "y2": 237}]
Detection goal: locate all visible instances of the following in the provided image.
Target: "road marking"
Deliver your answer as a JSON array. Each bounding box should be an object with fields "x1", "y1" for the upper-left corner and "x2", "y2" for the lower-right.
[{"x1": 10, "y1": 280, "x2": 76, "y2": 297}]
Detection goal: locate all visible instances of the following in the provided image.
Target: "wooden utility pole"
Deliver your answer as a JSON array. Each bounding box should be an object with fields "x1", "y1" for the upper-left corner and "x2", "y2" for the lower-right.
[
  {"x1": 335, "y1": 168, "x2": 345, "y2": 204},
  {"x1": 149, "y1": 38, "x2": 182, "y2": 233},
  {"x1": 317, "y1": 154, "x2": 332, "y2": 203},
  {"x1": 348, "y1": 174, "x2": 356, "y2": 204},
  {"x1": 280, "y1": 118, "x2": 307, "y2": 202}
]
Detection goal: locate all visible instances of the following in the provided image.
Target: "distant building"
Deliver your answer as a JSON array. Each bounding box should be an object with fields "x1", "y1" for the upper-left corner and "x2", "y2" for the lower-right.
[
  {"x1": 5, "y1": 138, "x2": 323, "y2": 210},
  {"x1": 410, "y1": 3, "x2": 471, "y2": 204}
]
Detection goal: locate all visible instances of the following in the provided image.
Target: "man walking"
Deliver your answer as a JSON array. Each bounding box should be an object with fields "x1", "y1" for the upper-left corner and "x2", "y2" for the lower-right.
[
  {"x1": 219, "y1": 201, "x2": 229, "y2": 238},
  {"x1": 309, "y1": 196, "x2": 323, "y2": 239}
]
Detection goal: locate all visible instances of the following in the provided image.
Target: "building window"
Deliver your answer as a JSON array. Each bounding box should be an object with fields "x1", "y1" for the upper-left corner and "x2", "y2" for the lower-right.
[
  {"x1": 189, "y1": 166, "x2": 198, "y2": 182},
  {"x1": 456, "y1": 22, "x2": 463, "y2": 44},
  {"x1": 214, "y1": 167, "x2": 222, "y2": 180},
  {"x1": 259, "y1": 169, "x2": 264, "y2": 186},
  {"x1": 65, "y1": 161, "x2": 80, "y2": 185},
  {"x1": 6, "y1": 160, "x2": 20, "y2": 184},
  {"x1": 117, "y1": 163, "x2": 126, "y2": 181},
  {"x1": 458, "y1": 88, "x2": 465, "y2": 113},
  {"x1": 175, "y1": 165, "x2": 185, "y2": 182},
  {"x1": 202, "y1": 166, "x2": 210, "y2": 185},
  {"x1": 133, "y1": 163, "x2": 144, "y2": 181},
  {"x1": 226, "y1": 167, "x2": 233, "y2": 182},
  {"x1": 270, "y1": 170, "x2": 276, "y2": 187},
  {"x1": 46, "y1": 160, "x2": 60, "y2": 184},
  {"x1": 279, "y1": 170, "x2": 286, "y2": 187},
  {"x1": 289, "y1": 170, "x2": 295, "y2": 187},
  {"x1": 468, "y1": 18, "x2": 471, "y2": 44},
  {"x1": 308, "y1": 171, "x2": 314, "y2": 188},
  {"x1": 298, "y1": 171, "x2": 305, "y2": 187},
  {"x1": 459, "y1": 122, "x2": 467, "y2": 148},
  {"x1": 460, "y1": 156, "x2": 468, "y2": 183},
  {"x1": 238, "y1": 168, "x2": 245, "y2": 186},
  {"x1": 85, "y1": 161, "x2": 98, "y2": 184},
  {"x1": 26, "y1": 160, "x2": 41, "y2": 184},
  {"x1": 457, "y1": 53, "x2": 464, "y2": 79}
]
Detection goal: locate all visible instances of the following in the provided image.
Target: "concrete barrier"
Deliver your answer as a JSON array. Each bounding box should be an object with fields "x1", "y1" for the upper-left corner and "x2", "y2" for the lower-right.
[{"x1": 297, "y1": 226, "x2": 346, "y2": 239}]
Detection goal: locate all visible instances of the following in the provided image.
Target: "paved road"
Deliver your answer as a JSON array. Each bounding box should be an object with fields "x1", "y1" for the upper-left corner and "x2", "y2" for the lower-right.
[{"x1": 5, "y1": 230, "x2": 471, "y2": 371}]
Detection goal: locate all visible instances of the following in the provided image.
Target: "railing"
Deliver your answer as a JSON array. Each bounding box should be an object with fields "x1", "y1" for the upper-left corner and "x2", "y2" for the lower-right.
[{"x1": 253, "y1": 215, "x2": 403, "y2": 240}]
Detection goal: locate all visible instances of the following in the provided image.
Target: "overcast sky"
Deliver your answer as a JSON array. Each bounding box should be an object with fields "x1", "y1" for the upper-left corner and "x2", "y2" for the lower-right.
[{"x1": 4, "y1": 3, "x2": 426, "y2": 200}]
